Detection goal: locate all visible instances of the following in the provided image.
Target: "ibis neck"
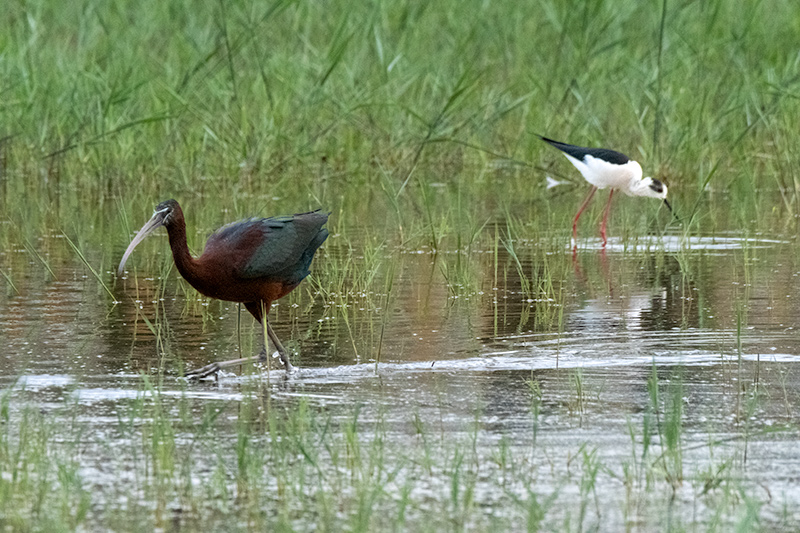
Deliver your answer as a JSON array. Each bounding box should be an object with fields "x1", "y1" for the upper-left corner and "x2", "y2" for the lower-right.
[{"x1": 165, "y1": 210, "x2": 200, "y2": 282}]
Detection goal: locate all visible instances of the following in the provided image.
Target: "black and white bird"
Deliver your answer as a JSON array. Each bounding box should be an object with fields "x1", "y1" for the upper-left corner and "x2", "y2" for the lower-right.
[{"x1": 540, "y1": 136, "x2": 671, "y2": 248}]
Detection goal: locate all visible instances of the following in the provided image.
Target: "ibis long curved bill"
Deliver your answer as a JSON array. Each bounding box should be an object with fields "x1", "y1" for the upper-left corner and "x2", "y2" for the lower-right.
[{"x1": 117, "y1": 206, "x2": 170, "y2": 276}]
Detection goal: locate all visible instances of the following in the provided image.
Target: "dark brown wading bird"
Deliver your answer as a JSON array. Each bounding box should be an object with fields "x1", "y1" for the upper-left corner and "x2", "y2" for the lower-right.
[{"x1": 118, "y1": 199, "x2": 329, "y2": 379}]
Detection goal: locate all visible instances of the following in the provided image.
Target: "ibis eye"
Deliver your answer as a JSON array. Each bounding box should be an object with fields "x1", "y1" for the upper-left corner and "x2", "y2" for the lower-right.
[
  {"x1": 154, "y1": 206, "x2": 172, "y2": 224},
  {"x1": 649, "y1": 180, "x2": 664, "y2": 194}
]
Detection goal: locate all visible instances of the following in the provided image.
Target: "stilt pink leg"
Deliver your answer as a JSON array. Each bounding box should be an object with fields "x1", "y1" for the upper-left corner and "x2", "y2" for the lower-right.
[
  {"x1": 599, "y1": 189, "x2": 615, "y2": 248},
  {"x1": 572, "y1": 186, "x2": 598, "y2": 248}
]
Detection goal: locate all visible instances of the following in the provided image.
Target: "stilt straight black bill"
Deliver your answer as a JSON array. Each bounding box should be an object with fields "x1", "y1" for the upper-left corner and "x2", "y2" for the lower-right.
[{"x1": 663, "y1": 198, "x2": 682, "y2": 224}]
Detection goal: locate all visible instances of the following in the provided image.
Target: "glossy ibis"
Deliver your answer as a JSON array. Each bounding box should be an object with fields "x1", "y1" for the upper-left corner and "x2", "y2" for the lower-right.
[
  {"x1": 540, "y1": 136, "x2": 671, "y2": 248},
  {"x1": 118, "y1": 199, "x2": 329, "y2": 378}
]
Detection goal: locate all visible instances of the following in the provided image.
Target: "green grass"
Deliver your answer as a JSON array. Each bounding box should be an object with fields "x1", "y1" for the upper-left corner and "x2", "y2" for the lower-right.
[
  {"x1": 3, "y1": 0, "x2": 800, "y2": 239},
  {"x1": 2, "y1": 0, "x2": 798, "y2": 302}
]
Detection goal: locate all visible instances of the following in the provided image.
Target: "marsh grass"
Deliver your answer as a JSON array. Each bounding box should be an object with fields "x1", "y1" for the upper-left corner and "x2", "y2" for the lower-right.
[
  {"x1": 0, "y1": 388, "x2": 90, "y2": 530},
  {"x1": 5, "y1": 0, "x2": 800, "y2": 238}
]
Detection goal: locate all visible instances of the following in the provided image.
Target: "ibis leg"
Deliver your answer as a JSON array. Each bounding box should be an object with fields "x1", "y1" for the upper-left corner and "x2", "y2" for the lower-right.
[
  {"x1": 599, "y1": 189, "x2": 615, "y2": 247},
  {"x1": 265, "y1": 318, "x2": 295, "y2": 373},
  {"x1": 185, "y1": 318, "x2": 295, "y2": 380},
  {"x1": 572, "y1": 186, "x2": 598, "y2": 247},
  {"x1": 184, "y1": 302, "x2": 297, "y2": 379}
]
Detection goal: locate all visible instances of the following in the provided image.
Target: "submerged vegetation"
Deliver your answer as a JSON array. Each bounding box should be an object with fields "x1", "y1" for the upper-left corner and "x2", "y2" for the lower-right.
[
  {"x1": 2, "y1": 0, "x2": 800, "y2": 530},
  {"x1": 1, "y1": 365, "x2": 796, "y2": 531}
]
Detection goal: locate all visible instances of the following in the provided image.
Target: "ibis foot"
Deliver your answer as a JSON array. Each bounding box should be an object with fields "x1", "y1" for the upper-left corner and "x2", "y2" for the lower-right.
[
  {"x1": 184, "y1": 348, "x2": 295, "y2": 380},
  {"x1": 185, "y1": 355, "x2": 262, "y2": 380}
]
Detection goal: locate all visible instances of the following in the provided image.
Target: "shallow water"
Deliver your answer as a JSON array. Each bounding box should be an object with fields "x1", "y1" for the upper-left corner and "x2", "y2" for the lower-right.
[{"x1": 2, "y1": 228, "x2": 800, "y2": 529}]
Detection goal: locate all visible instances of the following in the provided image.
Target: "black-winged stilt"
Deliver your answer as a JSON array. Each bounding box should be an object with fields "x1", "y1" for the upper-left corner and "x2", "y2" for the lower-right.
[{"x1": 540, "y1": 136, "x2": 672, "y2": 248}]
